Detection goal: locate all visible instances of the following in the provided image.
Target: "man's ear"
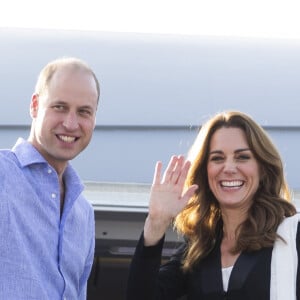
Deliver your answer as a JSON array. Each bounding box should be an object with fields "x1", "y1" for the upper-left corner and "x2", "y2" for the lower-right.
[{"x1": 30, "y1": 94, "x2": 39, "y2": 118}]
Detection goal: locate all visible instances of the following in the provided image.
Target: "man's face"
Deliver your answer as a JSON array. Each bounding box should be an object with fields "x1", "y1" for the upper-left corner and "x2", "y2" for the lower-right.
[{"x1": 29, "y1": 67, "x2": 98, "y2": 173}]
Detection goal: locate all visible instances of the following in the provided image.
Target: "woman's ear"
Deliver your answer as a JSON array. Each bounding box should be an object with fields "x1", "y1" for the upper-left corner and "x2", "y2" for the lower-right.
[{"x1": 30, "y1": 94, "x2": 39, "y2": 118}]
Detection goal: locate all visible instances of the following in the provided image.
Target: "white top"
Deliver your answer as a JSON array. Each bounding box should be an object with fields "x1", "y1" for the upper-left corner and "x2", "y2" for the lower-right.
[{"x1": 222, "y1": 266, "x2": 233, "y2": 291}]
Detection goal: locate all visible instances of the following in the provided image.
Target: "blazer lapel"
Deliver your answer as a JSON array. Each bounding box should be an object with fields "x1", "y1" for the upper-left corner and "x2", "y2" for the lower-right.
[
  {"x1": 228, "y1": 251, "x2": 262, "y2": 291},
  {"x1": 199, "y1": 242, "x2": 224, "y2": 294}
]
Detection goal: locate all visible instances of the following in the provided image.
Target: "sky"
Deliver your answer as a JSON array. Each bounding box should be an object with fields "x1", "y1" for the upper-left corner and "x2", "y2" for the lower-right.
[{"x1": 1, "y1": 0, "x2": 300, "y2": 39}]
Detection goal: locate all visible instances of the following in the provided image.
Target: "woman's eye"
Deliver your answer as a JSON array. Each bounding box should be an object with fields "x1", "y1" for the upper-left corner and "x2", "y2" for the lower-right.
[
  {"x1": 237, "y1": 155, "x2": 250, "y2": 160},
  {"x1": 210, "y1": 156, "x2": 223, "y2": 162}
]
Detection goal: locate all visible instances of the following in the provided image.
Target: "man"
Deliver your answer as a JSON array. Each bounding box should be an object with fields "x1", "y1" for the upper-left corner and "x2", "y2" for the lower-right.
[{"x1": 0, "y1": 57, "x2": 100, "y2": 299}]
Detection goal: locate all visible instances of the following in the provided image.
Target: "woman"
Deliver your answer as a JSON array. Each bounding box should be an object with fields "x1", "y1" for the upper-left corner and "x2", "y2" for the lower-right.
[{"x1": 126, "y1": 111, "x2": 299, "y2": 300}]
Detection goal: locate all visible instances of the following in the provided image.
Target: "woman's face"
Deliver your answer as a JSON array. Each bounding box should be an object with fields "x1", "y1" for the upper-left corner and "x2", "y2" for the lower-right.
[{"x1": 207, "y1": 127, "x2": 260, "y2": 210}]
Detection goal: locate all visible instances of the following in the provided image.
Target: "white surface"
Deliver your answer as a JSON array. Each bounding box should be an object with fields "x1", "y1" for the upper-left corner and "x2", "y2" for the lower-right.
[{"x1": 85, "y1": 181, "x2": 300, "y2": 212}]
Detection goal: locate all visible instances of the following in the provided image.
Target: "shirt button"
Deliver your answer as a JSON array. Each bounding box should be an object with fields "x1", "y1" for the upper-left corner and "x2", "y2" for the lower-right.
[
  {"x1": 47, "y1": 169, "x2": 52, "y2": 174},
  {"x1": 51, "y1": 193, "x2": 56, "y2": 199}
]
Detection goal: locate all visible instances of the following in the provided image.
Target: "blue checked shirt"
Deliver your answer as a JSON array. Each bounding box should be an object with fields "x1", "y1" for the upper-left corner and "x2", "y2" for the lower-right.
[{"x1": 0, "y1": 138, "x2": 95, "y2": 299}]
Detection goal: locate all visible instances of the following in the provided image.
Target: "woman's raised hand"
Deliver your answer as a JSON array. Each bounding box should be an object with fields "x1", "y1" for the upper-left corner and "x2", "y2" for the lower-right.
[{"x1": 143, "y1": 155, "x2": 198, "y2": 246}]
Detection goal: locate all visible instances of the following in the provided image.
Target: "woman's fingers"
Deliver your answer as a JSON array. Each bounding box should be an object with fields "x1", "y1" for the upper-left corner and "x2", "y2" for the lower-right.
[
  {"x1": 161, "y1": 155, "x2": 186, "y2": 184},
  {"x1": 176, "y1": 159, "x2": 191, "y2": 187},
  {"x1": 152, "y1": 161, "x2": 162, "y2": 185},
  {"x1": 153, "y1": 155, "x2": 192, "y2": 188},
  {"x1": 169, "y1": 156, "x2": 185, "y2": 184},
  {"x1": 162, "y1": 155, "x2": 178, "y2": 183},
  {"x1": 152, "y1": 155, "x2": 196, "y2": 201}
]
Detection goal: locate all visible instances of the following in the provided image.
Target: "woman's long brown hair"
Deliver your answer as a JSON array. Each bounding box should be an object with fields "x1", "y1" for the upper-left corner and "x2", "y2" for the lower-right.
[{"x1": 174, "y1": 111, "x2": 296, "y2": 272}]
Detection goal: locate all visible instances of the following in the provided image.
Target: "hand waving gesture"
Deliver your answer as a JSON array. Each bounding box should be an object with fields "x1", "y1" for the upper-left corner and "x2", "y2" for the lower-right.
[{"x1": 144, "y1": 155, "x2": 198, "y2": 246}]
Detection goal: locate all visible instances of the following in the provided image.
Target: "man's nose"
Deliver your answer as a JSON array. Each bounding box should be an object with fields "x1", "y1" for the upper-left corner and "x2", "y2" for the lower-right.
[{"x1": 62, "y1": 111, "x2": 79, "y2": 130}]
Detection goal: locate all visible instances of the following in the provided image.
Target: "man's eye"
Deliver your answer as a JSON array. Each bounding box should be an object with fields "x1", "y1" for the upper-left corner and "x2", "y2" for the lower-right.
[
  {"x1": 53, "y1": 105, "x2": 66, "y2": 111},
  {"x1": 79, "y1": 109, "x2": 92, "y2": 116}
]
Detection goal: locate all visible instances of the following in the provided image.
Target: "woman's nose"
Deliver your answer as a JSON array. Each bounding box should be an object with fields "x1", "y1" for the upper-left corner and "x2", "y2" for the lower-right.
[{"x1": 223, "y1": 159, "x2": 237, "y2": 173}]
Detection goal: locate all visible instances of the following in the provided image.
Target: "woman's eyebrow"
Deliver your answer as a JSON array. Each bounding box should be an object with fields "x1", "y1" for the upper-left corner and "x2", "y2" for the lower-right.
[{"x1": 209, "y1": 148, "x2": 251, "y2": 155}]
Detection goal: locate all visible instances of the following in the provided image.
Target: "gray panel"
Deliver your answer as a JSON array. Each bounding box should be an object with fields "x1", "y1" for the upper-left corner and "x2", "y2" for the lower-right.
[
  {"x1": 1, "y1": 125, "x2": 300, "y2": 189},
  {"x1": 1, "y1": 28, "x2": 300, "y2": 126}
]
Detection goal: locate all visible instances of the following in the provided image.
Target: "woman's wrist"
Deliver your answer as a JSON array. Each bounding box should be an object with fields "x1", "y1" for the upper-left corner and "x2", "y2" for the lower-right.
[{"x1": 143, "y1": 215, "x2": 170, "y2": 246}]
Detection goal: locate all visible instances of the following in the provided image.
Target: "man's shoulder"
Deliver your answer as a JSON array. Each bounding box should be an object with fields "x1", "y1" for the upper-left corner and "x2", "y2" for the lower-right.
[
  {"x1": 0, "y1": 150, "x2": 21, "y2": 184},
  {"x1": 0, "y1": 149, "x2": 17, "y2": 165},
  {"x1": 0, "y1": 148, "x2": 13, "y2": 155}
]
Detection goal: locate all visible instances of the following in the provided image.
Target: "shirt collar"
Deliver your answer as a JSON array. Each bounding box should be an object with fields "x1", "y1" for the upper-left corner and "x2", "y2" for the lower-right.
[
  {"x1": 12, "y1": 137, "x2": 84, "y2": 192},
  {"x1": 12, "y1": 137, "x2": 47, "y2": 167}
]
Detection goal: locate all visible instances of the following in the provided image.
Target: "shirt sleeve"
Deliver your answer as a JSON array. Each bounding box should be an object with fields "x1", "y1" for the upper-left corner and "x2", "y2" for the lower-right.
[
  {"x1": 126, "y1": 231, "x2": 187, "y2": 300},
  {"x1": 78, "y1": 208, "x2": 95, "y2": 300}
]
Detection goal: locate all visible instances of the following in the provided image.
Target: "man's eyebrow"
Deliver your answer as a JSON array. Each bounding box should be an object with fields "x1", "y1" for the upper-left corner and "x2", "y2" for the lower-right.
[
  {"x1": 51, "y1": 101, "x2": 95, "y2": 110},
  {"x1": 78, "y1": 105, "x2": 95, "y2": 111},
  {"x1": 51, "y1": 100, "x2": 67, "y2": 105}
]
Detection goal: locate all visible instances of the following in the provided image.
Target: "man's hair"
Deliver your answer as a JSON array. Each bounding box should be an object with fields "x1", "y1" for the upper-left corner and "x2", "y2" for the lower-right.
[{"x1": 34, "y1": 57, "x2": 100, "y2": 103}]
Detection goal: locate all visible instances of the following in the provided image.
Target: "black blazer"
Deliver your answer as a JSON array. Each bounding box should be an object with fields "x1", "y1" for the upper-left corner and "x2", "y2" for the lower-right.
[{"x1": 126, "y1": 223, "x2": 300, "y2": 300}]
